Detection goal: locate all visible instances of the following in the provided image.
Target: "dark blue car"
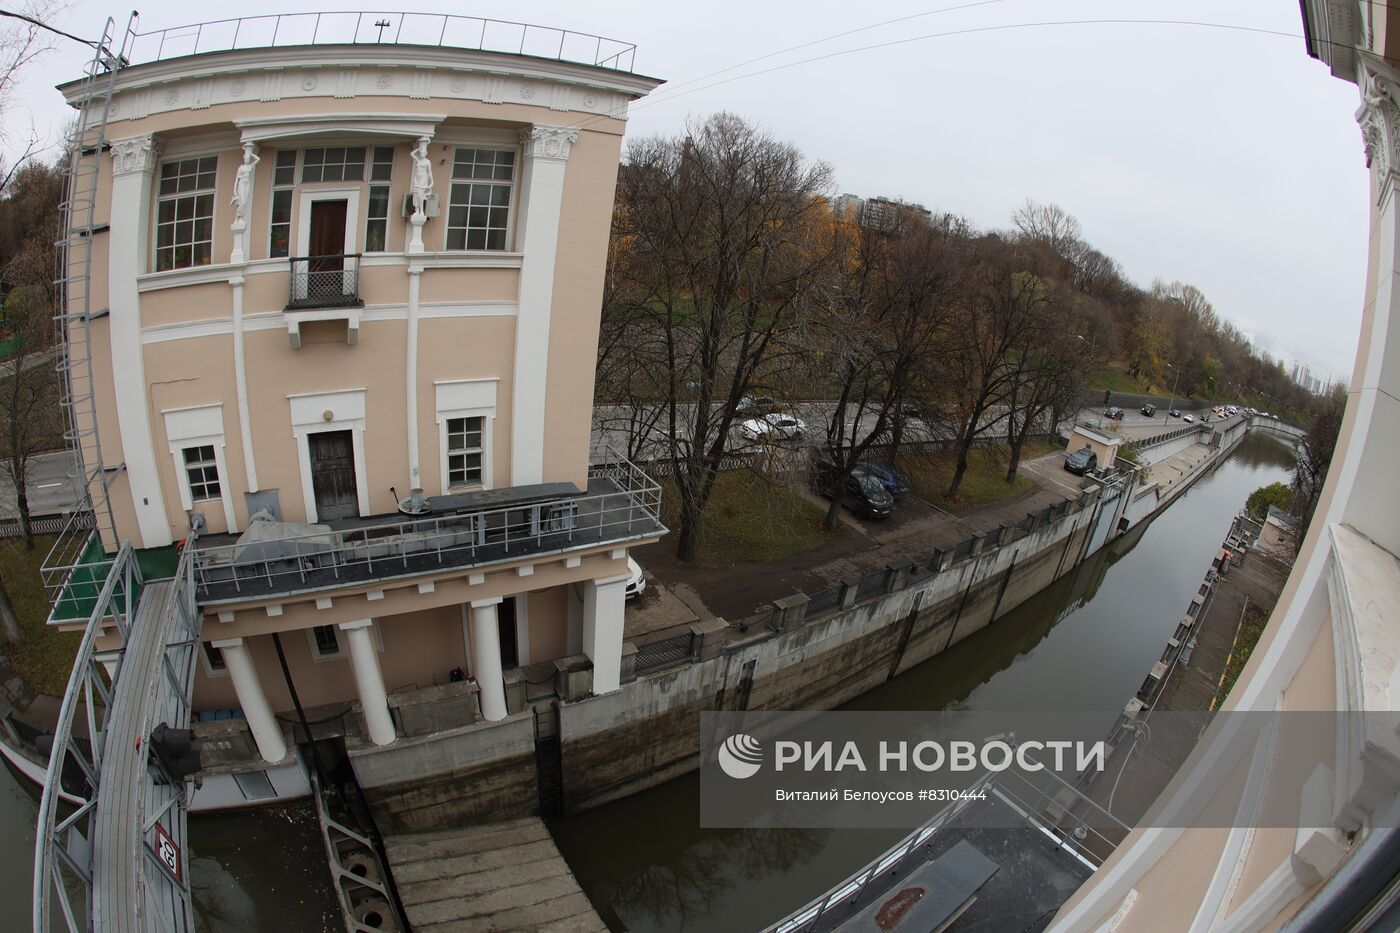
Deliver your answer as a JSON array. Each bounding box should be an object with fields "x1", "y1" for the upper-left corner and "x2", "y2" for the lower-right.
[{"x1": 854, "y1": 462, "x2": 911, "y2": 499}]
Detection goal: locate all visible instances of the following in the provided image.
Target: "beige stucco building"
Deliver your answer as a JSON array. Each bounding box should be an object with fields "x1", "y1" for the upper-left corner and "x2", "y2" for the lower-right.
[{"x1": 50, "y1": 17, "x2": 665, "y2": 788}]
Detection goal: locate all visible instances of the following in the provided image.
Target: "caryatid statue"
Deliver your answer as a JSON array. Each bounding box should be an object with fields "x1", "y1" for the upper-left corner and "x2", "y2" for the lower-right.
[
  {"x1": 410, "y1": 136, "x2": 434, "y2": 218},
  {"x1": 231, "y1": 142, "x2": 259, "y2": 226}
]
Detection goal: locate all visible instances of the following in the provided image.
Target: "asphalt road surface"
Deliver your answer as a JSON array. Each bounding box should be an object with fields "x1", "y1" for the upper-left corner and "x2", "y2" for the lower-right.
[{"x1": 0, "y1": 450, "x2": 83, "y2": 517}]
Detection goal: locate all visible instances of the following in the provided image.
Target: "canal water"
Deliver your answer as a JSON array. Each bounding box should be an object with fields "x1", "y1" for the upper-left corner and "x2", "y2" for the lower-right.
[
  {"x1": 0, "y1": 432, "x2": 1292, "y2": 931},
  {"x1": 549, "y1": 431, "x2": 1298, "y2": 932}
]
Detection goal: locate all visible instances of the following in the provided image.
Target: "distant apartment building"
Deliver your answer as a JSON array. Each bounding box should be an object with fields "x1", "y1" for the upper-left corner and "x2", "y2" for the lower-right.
[
  {"x1": 832, "y1": 192, "x2": 932, "y2": 232},
  {"x1": 1291, "y1": 359, "x2": 1325, "y2": 394},
  {"x1": 49, "y1": 14, "x2": 665, "y2": 795}
]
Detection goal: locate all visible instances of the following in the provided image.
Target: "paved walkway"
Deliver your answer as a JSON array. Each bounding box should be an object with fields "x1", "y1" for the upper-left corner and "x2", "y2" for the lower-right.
[
  {"x1": 384, "y1": 818, "x2": 605, "y2": 933},
  {"x1": 1157, "y1": 550, "x2": 1291, "y2": 713}
]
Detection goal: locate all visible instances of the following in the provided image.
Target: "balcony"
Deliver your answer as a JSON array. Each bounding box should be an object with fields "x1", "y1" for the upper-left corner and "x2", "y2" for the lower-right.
[
  {"x1": 285, "y1": 253, "x2": 363, "y2": 347},
  {"x1": 190, "y1": 450, "x2": 665, "y2": 604}
]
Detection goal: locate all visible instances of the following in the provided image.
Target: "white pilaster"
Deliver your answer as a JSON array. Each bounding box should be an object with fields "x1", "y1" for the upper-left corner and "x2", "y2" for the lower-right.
[
  {"x1": 583, "y1": 574, "x2": 629, "y2": 694},
  {"x1": 406, "y1": 264, "x2": 422, "y2": 487},
  {"x1": 510, "y1": 125, "x2": 578, "y2": 485},
  {"x1": 469, "y1": 597, "x2": 508, "y2": 721},
  {"x1": 339, "y1": 619, "x2": 395, "y2": 746},
  {"x1": 211, "y1": 637, "x2": 286, "y2": 764},
  {"x1": 109, "y1": 136, "x2": 173, "y2": 546},
  {"x1": 230, "y1": 275, "x2": 259, "y2": 492}
]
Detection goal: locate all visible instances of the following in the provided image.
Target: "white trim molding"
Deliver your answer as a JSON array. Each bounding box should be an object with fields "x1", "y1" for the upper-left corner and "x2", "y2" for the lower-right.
[
  {"x1": 295, "y1": 186, "x2": 361, "y2": 258},
  {"x1": 236, "y1": 112, "x2": 447, "y2": 145},
  {"x1": 163, "y1": 403, "x2": 238, "y2": 533},
  {"x1": 288, "y1": 388, "x2": 371, "y2": 522}
]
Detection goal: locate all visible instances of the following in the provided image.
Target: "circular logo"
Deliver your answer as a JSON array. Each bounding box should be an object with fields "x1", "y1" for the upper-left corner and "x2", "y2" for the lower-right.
[{"x1": 718, "y1": 733, "x2": 763, "y2": 780}]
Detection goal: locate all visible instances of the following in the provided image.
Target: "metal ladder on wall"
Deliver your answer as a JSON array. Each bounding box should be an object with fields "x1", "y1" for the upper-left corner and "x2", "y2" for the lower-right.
[{"x1": 53, "y1": 13, "x2": 137, "y2": 547}]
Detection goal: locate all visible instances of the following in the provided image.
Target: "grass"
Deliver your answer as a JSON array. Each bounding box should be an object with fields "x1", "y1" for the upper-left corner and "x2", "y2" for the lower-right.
[
  {"x1": 1216, "y1": 601, "x2": 1271, "y2": 707},
  {"x1": 899, "y1": 443, "x2": 1046, "y2": 510},
  {"x1": 0, "y1": 534, "x2": 81, "y2": 697},
  {"x1": 661, "y1": 469, "x2": 839, "y2": 567},
  {"x1": 1088, "y1": 365, "x2": 1153, "y2": 395}
]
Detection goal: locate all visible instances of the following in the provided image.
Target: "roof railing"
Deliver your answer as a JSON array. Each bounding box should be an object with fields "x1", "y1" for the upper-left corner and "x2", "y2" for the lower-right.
[{"x1": 125, "y1": 12, "x2": 638, "y2": 72}]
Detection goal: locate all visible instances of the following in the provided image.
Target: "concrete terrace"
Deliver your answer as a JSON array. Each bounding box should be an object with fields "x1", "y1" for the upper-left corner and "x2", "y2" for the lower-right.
[{"x1": 385, "y1": 818, "x2": 606, "y2": 932}]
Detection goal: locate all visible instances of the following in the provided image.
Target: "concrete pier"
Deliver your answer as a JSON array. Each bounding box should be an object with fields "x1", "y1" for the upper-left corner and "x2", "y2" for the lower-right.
[{"x1": 384, "y1": 817, "x2": 604, "y2": 932}]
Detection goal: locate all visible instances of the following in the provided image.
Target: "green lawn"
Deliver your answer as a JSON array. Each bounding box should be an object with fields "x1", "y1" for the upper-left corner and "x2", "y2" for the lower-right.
[
  {"x1": 0, "y1": 534, "x2": 81, "y2": 697},
  {"x1": 900, "y1": 443, "x2": 1044, "y2": 510},
  {"x1": 661, "y1": 470, "x2": 840, "y2": 567},
  {"x1": 1088, "y1": 365, "x2": 1153, "y2": 394}
]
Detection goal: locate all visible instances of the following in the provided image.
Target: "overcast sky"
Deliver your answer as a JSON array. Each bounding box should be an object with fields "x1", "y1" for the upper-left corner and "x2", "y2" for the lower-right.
[{"x1": 6, "y1": 0, "x2": 1368, "y2": 382}]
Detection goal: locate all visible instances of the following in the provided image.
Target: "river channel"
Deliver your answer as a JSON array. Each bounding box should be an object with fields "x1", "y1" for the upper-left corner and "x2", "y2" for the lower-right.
[
  {"x1": 0, "y1": 431, "x2": 1294, "y2": 931},
  {"x1": 549, "y1": 430, "x2": 1298, "y2": 932}
]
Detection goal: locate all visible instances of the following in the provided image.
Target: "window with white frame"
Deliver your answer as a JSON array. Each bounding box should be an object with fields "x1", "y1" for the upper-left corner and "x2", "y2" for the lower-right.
[
  {"x1": 445, "y1": 416, "x2": 485, "y2": 488},
  {"x1": 182, "y1": 445, "x2": 221, "y2": 501},
  {"x1": 269, "y1": 150, "x2": 296, "y2": 258},
  {"x1": 365, "y1": 146, "x2": 392, "y2": 252},
  {"x1": 155, "y1": 156, "x2": 217, "y2": 271},
  {"x1": 446, "y1": 148, "x2": 514, "y2": 250},
  {"x1": 301, "y1": 146, "x2": 366, "y2": 183}
]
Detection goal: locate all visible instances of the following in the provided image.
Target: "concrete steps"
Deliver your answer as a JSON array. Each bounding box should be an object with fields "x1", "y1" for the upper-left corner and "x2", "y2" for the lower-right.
[{"x1": 384, "y1": 817, "x2": 604, "y2": 933}]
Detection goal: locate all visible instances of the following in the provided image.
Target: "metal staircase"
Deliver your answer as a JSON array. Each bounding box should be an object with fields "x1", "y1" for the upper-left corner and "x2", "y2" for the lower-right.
[{"x1": 50, "y1": 13, "x2": 135, "y2": 554}]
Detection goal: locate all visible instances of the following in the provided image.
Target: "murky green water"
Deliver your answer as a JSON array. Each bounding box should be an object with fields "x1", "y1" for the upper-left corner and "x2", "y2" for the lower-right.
[{"x1": 550, "y1": 432, "x2": 1298, "y2": 932}]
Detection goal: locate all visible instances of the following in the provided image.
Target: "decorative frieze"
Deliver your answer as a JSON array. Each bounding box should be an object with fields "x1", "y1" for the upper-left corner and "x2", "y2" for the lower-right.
[
  {"x1": 110, "y1": 136, "x2": 161, "y2": 176},
  {"x1": 1357, "y1": 65, "x2": 1400, "y2": 201},
  {"x1": 520, "y1": 125, "x2": 579, "y2": 162},
  {"x1": 335, "y1": 66, "x2": 359, "y2": 99}
]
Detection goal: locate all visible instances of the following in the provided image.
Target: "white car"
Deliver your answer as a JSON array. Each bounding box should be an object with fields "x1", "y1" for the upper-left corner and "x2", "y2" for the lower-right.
[
  {"x1": 738, "y1": 412, "x2": 807, "y2": 442},
  {"x1": 1183, "y1": 414, "x2": 1195, "y2": 423},
  {"x1": 625, "y1": 557, "x2": 646, "y2": 600}
]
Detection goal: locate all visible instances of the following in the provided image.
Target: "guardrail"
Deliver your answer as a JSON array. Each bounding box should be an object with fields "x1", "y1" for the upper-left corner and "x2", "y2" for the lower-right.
[
  {"x1": 194, "y1": 450, "x2": 663, "y2": 601},
  {"x1": 33, "y1": 542, "x2": 142, "y2": 932},
  {"x1": 287, "y1": 253, "x2": 362, "y2": 310},
  {"x1": 126, "y1": 12, "x2": 638, "y2": 72}
]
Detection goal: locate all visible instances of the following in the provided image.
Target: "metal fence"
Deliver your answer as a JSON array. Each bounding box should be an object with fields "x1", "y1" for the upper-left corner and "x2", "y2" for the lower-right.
[
  {"x1": 0, "y1": 510, "x2": 91, "y2": 540},
  {"x1": 633, "y1": 628, "x2": 695, "y2": 674},
  {"x1": 126, "y1": 12, "x2": 639, "y2": 72}
]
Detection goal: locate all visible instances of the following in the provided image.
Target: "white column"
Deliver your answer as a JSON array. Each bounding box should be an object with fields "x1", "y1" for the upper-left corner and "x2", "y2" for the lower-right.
[
  {"x1": 108, "y1": 136, "x2": 172, "y2": 546},
  {"x1": 469, "y1": 597, "x2": 508, "y2": 721},
  {"x1": 211, "y1": 637, "x2": 286, "y2": 764},
  {"x1": 511, "y1": 126, "x2": 578, "y2": 485},
  {"x1": 583, "y1": 575, "x2": 630, "y2": 694},
  {"x1": 339, "y1": 619, "x2": 395, "y2": 746}
]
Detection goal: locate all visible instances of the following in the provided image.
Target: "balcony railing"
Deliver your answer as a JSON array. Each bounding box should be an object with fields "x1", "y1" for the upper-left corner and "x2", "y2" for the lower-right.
[
  {"x1": 286, "y1": 254, "x2": 362, "y2": 310},
  {"x1": 126, "y1": 12, "x2": 638, "y2": 72},
  {"x1": 191, "y1": 449, "x2": 665, "y2": 603}
]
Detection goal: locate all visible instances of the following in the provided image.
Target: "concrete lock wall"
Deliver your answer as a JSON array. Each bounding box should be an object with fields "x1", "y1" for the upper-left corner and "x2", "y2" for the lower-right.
[{"x1": 349, "y1": 424, "x2": 1260, "y2": 830}]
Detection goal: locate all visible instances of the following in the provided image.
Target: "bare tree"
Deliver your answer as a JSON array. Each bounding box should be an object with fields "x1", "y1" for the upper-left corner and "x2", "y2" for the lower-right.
[
  {"x1": 1291, "y1": 385, "x2": 1345, "y2": 543},
  {"x1": 807, "y1": 210, "x2": 962, "y2": 528},
  {"x1": 1010, "y1": 199, "x2": 1083, "y2": 261},
  {"x1": 606, "y1": 114, "x2": 833, "y2": 561}
]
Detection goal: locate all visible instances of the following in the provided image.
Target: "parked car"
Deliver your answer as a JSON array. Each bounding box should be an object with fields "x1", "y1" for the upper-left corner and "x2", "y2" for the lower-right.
[
  {"x1": 1141, "y1": 404, "x2": 1156, "y2": 416},
  {"x1": 1104, "y1": 406, "x2": 1125, "y2": 420},
  {"x1": 735, "y1": 395, "x2": 779, "y2": 417},
  {"x1": 1183, "y1": 413, "x2": 1195, "y2": 423},
  {"x1": 811, "y1": 459, "x2": 893, "y2": 519},
  {"x1": 1064, "y1": 447, "x2": 1098, "y2": 476},
  {"x1": 1169, "y1": 408, "x2": 1182, "y2": 418},
  {"x1": 625, "y1": 557, "x2": 646, "y2": 600},
  {"x1": 853, "y1": 461, "x2": 912, "y2": 499},
  {"x1": 1201, "y1": 413, "x2": 1212, "y2": 423},
  {"x1": 738, "y1": 412, "x2": 806, "y2": 442}
]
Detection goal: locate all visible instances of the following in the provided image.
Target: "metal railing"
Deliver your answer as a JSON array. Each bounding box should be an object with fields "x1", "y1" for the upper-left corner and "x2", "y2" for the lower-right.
[
  {"x1": 126, "y1": 12, "x2": 638, "y2": 72},
  {"x1": 194, "y1": 451, "x2": 663, "y2": 602},
  {"x1": 633, "y1": 627, "x2": 695, "y2": 674},
  {"x1": 39, "y1": 505, "x2": 102, "y2": 617},
  {"x1": 287, "y1": 253, "x2": 362, "y2": 310},
  {"x1": 33, "y1": 542, "x2": 138, "y2": 932}
]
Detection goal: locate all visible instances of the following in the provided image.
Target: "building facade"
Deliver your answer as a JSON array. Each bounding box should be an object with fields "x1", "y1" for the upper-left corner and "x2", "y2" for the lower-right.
[{"x1": 52, "y1": 19, "x2": 666, "y2": 790}]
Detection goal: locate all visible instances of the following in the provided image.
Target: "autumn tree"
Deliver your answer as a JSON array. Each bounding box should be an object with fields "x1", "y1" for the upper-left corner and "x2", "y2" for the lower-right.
[
  {"x1": 1291, "y1": 385, "x2": 1346, "y2": 541},
  {"x1": 605, "y1": 114, "x2": 833, "y2": 561}
]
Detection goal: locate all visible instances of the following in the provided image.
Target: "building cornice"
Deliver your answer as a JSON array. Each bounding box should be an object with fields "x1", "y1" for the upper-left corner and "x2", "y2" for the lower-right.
[{"x1": 59, "y1": 44, "x2": 661, "y2": 126}]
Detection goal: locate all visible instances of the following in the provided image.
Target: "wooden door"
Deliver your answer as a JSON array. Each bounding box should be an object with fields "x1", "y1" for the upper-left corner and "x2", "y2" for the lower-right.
[
  {"x1": 308, "y1": 430, "x2": 359, "y2": 521},
  {"x1": 308, "y1": 200, "x2": 347, "y2": 267}
]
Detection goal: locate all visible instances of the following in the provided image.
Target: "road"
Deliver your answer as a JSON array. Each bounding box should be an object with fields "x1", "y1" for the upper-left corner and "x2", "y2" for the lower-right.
[{"x1": 0, "y1": 450, "x2": 83, "y2": 516}]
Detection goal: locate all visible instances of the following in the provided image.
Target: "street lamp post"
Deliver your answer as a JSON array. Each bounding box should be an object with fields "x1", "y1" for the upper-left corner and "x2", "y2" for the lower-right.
[{"x1": 1164, "y1": 364, "x2": 1182, "y2": 426}]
